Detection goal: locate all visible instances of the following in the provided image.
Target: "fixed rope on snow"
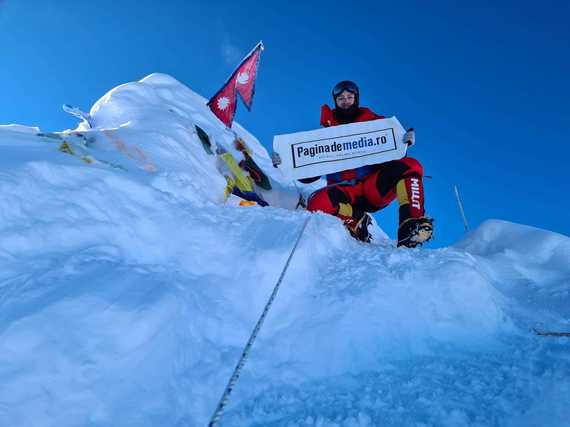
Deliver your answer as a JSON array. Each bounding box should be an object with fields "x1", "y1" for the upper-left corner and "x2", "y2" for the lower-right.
[
  {"x1": 208, "y1": 215, "x2": 311, "y2": 427},
  {"x1": 533, "y1": 328, "x2": 570, "y2": 337}
]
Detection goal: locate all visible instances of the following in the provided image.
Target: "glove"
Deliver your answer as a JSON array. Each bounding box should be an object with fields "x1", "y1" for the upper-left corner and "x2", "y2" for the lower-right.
[
  {"x1": 403, "y1": 128, "x2": 415, "y2": 147},
  {"x1": 271, "y1": 152, "x2": 282, "y2": 168}
]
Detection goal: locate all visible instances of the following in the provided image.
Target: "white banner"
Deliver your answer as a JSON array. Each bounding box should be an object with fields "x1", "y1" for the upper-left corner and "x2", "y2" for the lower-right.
[{"x1": 273, "y1": 116, "x2": 407, "y2": 180}]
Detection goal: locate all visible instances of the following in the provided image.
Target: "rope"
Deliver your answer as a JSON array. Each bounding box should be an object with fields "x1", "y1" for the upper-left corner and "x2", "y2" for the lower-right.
[
  {"x1": 533, "y1": 328, "x2": 570, "y2": 337},
  {"x1": 207, "y1": 215, "x2": 311, "y2": 427}
]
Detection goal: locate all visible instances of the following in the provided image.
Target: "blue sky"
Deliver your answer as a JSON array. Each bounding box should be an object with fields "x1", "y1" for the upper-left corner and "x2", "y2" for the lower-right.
[{"x1": 1, "y1": 0, "x2": 569, "y2": 246}]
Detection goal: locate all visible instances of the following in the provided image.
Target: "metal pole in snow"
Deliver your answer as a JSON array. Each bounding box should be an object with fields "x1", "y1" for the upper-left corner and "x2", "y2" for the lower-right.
[{"x1": 454, "y1": 184, "x2": 470, "y2": 232}]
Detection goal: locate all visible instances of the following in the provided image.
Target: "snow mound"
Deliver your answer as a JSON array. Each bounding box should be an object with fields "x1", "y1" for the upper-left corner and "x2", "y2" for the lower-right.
[
  {"x1": 1, "y1": 74, "x2": 569, "y2": 427},
  {"x1": 455, "y1": 219, "x2": 570, "y2": 329}
]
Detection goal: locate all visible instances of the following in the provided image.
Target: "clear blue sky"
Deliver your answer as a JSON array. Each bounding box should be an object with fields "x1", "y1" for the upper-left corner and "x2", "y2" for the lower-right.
[{"x1": 1, "y1": 0, "x2": 569, "y2": 246}]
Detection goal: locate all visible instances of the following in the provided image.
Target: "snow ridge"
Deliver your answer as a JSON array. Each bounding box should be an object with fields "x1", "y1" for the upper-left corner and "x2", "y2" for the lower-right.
[{"x1": 0, "y1": 74, "x2": 569, "y2": 427}]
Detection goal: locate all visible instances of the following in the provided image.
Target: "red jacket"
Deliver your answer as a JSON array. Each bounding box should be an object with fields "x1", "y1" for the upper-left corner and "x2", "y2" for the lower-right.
[{"x1": 317, "y1": 105, "x2": 385, "y2": 185}]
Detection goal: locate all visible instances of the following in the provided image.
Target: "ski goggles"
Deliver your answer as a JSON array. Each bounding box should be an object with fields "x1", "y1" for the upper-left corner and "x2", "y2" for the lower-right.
[{"x1": 332, "y1": 81, "x2": 359, "y2": 98}]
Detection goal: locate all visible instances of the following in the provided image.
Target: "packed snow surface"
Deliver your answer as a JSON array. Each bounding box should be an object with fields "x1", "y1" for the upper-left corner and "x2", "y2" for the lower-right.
[{"x1": 1, "y1": 74, "x2": 569, "y2": 427}]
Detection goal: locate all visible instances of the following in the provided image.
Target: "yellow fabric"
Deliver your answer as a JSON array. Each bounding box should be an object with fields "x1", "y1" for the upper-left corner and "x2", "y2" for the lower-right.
[
  {"x1": 338, "y1": 202, "x2": 354, "y2": 218},
  {"x1": 224, "y1": 176, "x2": 235, "y2": 199},
  {"x1": 396, "y1": 179, "x2": 409, "y2": 206},
  {"x1": 59, "y1": 142, "x2": 94, "y2": 165},
  {"x1": 220, "y1": 152, "x2": 254, "y2": 192},
  {"x1": 59, "y1": 141, "x2": 75, "y2": 155}
]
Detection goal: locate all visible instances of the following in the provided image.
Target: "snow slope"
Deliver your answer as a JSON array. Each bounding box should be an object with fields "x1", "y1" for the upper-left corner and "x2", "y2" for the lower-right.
[{"x1": 0, "y1": 74, "x2": 568, "y2": 427}]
